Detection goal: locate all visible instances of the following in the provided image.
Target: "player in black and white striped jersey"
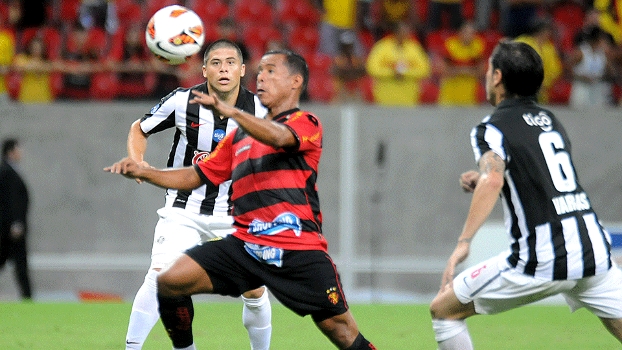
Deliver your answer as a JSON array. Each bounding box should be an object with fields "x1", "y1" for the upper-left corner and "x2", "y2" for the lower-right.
[
  {"x1": 430, "y1": 40, "x2": 622, "y2": 349},
  {"x1": 124, "y1": 39, "x2": 272, "y2": 350}
]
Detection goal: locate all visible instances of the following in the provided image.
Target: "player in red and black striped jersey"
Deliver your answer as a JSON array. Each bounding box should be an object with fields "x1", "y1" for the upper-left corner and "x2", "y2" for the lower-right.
[
  {"x1": 122, "y1": 40, "x2": 271, "y2": 350},
  {"x1": 106, "y1": 50, "x2": 376, "y2": 349}
]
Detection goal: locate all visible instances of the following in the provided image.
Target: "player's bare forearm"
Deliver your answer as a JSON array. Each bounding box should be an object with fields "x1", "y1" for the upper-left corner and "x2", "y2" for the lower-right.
[
  {"x1": 458, "y1": 151, "x2": 505, "y2": 243},
  {"x1": 229, "y1": 108, "x2": 297, "y2": 149},
  {"x1": 104, "y1": 158, "x2": 202, "y2": 190}
]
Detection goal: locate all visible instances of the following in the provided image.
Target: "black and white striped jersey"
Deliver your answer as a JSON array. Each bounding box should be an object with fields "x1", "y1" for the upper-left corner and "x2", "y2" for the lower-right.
[
  {"x1": 140, "y1": 83, "x2": 267, "y2": 216},
  {"x1": 470, "y1": 97, "x2": 612, "y2": 281}
]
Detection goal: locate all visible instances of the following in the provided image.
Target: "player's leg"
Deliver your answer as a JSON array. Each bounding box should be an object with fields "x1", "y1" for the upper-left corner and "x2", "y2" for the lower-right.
[
  {"x1": 314, "y1": 310, "x2": 374, "y2": 349},
  {"x1": 11, "y1": 234, "x2": 32, "y2": 300},
  {"x1": 206, "y1": 218, "x2": 273, "y2": 350},
  {"x1": 125, "y1": 208, "x2": 203, "y2": 349},
  {"x1": 600, "y1": 318, "x2": 622, "y2": 342},
  {"x1": 125, "y1": 268, "x2": 160, "y2": 349},
  {"x1": 157, "y1": 254, "x2": 214, "y2": 350},
  {"x1": 565, "y1": 266, "x2": 622, "y2": 344},
  {"x1": 241, "y1": 287, "x2": 272, "y2": 350},
  {"x1": 429, "y1": 287, "x2": 475, "y2": 350}
]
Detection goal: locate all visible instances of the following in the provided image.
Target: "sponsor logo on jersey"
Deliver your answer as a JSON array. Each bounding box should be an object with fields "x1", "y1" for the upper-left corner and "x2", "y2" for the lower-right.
[
  {"x1": 150, "y1": 103, "x2": 161, "y2": 114},
  {"x1": 190, "y1": 121, "x2": 204, "y2": 128},
  {"x1": 522, "y1": 111, "x2": 553, "y2": 132},
  {"x1": 192, "y1": 151, "x2": 210, "y2": 164},
  {"x1": 248, "y1": 212, "x2": 302, "y2": 237},
  {"x1": 213, "y1": 129, "x2": 226, "y2": 142},
  {"x1": 326, "y1": 287, "x2": 339, "y2": 305}
]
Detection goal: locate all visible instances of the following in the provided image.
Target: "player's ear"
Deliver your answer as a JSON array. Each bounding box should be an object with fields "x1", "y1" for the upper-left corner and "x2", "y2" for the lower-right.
[
  {"x1": 202, "y1": 65, "x2": 207, "y2": 78},
  {"x1": 291, "y1": 73, "x2": 303, "y2": 90},
  {"x1": 240, "y1": 63, "x2": 246, "y2": 78},
  {"x1": 492, "y1": 68, "x2": 502, "y2": 87}
]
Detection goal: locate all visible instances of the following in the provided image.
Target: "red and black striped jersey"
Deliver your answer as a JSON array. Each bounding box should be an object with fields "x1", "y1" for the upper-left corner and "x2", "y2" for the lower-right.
[
  {"x1": 194, "y1": 108, "x2": 326, "y2": 252},
  {"x1": 140, "y1": 83, "x2": 266, "y2": 216}
]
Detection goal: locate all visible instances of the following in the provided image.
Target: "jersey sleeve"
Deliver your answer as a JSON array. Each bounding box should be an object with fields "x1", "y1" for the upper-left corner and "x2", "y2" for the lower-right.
[
  {"x1": 283, "y1": 111, "x2": 322, "y2": 153},
  {"x1": 194, "y1": 130, "x2": 234, "y2": 185},
  {"x1": 139, "y1": 88, "x2": 183, "y2": 134},
  {"x1": 470, "y1": 122, "x2": 507, "y2": 165}
]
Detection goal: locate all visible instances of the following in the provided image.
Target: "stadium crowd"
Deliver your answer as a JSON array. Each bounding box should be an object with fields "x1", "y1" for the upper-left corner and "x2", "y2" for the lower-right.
[{"x1": 0, "y1": 0, "x2": 621, "y2": 106}]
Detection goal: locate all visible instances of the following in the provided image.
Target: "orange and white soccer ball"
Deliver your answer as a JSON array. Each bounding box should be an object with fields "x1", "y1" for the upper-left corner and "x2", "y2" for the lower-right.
[{"x1": 145, "y1": 5, "x2": 205, "y2": 65}]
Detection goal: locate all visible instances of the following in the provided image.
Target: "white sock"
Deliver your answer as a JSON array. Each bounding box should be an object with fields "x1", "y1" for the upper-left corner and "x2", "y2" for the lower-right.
[
  {"x1": 242, "y1": 288, "x2": 272, "y2": 350},
  {"x1": 125, "y1": 269, "x2": 160, "y2": 349},
  {"x1": 173, "y1": 344, "x2": 196, "y2": 350},
  {"x1": 432, "y1": 319, "x2": 473, "y2": 350}
]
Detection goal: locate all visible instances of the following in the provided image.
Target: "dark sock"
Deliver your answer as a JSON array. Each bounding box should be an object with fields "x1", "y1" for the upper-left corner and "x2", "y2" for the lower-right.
[
  {"x1": 344, "y1": 332, "x2": 376, "y2": 350},
  {"x1": 157, "y1": 293, "x2": 194, "y2": 348}
]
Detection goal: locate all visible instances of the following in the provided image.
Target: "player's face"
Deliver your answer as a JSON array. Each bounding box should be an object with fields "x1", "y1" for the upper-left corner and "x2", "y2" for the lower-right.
[
  {"x1": 255, "y1": 54, "x2": 298, "y2": 108},
  {"x1": 202, "y1": 47, "x2": 245, "y2": 94}
]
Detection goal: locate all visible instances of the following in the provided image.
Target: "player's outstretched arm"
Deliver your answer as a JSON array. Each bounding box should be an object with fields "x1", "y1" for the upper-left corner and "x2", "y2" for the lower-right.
[{"x1": 104, "y1": 157, "x2": 202, "y2": 190}]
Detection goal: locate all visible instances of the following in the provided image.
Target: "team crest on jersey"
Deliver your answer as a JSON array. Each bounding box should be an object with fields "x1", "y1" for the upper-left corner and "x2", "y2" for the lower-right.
[
  {"x1": 326, "y1": 287, "x2": 339, "y2": 305},
  {"x1": 213, "y1": 129, "x2": 225, "y2": 143},
  {"x1": 192, "y1": 151, "x2": 210, "y2": 164},
  {"x1": 248, "y1": 212, "x2": 302, "y2": 237}
]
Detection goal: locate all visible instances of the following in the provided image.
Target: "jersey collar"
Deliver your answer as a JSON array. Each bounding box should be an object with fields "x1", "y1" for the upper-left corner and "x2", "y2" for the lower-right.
[{"x1": 273, "y1": 108, "x2": 300, "y2": 123}]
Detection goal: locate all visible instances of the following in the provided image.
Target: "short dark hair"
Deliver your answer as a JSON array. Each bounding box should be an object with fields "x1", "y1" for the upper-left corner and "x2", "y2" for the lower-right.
[
  {"x1": 264, "y1": 49, "x2": 309, "y2": 95},
  {"x1": 203, "y1": 39, "x2": 244, "y2": 64},
  {"x1": 2, "y1": 138, "x2": 18, "y2": 159},
  {"x1": 491, "y1": 40, "x2": 544, "y2": 98}
]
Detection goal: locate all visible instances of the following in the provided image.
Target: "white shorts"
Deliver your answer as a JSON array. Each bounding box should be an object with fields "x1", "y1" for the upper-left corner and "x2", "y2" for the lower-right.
[
  {"x1": 149, "y1": 207, "x2": 234, "y2": 270},
  {"x1": 453, "y1": 253, "x2": 622, "y2": 319}
]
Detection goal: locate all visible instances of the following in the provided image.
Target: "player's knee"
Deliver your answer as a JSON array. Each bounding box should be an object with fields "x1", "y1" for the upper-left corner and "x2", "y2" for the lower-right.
[
  {"x1": 242, "y1": 286, "x2": 266, "y2": 301},
  {"x1": 156, "y1": 270, "x2": 187, "y2": 297}
]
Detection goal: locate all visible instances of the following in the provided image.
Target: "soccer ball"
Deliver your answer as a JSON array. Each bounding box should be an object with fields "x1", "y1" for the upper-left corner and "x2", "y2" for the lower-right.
[{"x1": 145, "y1": 5, "x2": 205, "y2": 65}]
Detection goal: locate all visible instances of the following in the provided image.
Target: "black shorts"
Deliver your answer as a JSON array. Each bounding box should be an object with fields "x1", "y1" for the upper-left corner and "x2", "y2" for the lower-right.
[{"x1": 185, "y1": 235, "x2": 349, "y2": 322}]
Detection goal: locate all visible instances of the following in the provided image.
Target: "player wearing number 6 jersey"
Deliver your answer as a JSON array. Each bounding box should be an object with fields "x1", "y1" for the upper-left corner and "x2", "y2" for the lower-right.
[{"x1": 430, "y1": 40, "x2": 622, "y2": 349}]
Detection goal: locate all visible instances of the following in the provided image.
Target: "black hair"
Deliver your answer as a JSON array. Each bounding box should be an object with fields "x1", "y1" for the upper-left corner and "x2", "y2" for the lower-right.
[
  {"x1": 264, "y1": 49, "x2": 309, "y2": 95},
  {"x1": 2, "y1": 138, "x2": 18, "y2": 160},
  {"x1": 490, "y1": 40, "x2": 544, "y2": 98},
  {"x1": 203, "y1": 39, "x2": 244, "y2": 64}
]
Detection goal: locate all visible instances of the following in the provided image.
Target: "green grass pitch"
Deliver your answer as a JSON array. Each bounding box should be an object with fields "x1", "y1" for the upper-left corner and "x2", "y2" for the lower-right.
[{"x1": 0, "y1": 302, "x2": 619, "y2": 349}]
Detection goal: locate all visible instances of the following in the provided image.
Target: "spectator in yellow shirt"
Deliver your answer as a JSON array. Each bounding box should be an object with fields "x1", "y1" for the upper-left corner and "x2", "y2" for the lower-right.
[
  {"x1": 366, "y1": 21, "x2": 431, "y2": 105},
  {"x1": 515, "y1": 18, "x2": 562, "y2": 103},
  {"x1": 0, "y1": 15, "x2": 16, "y2": 102},
  {"x1": 437, "y1": 21, "x2": 486, "y2": 106},
  {"x1": 11, "y1": 36, "x2": 58, "y2": 103}
]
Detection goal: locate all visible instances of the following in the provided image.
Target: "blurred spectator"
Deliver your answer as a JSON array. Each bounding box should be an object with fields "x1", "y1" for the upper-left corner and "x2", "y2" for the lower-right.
[
  {"x1": 515, "y1": 18, "x2": 562, "y2": 103},
  {"x1": 427, "y1": 0, "x2": 463, "y2": 32},
  {"x1": 0, "y1": 14, "x2": 16, "y2": 103},
  {"x1": 366, "y1": 21, "x2": 431, "y2": 105},
  {"x1": 594, "y1": 0, "x2": 622, "y2": 45},
  {"x1": 58, "y1": 24, "x2": 102, "y2": 99},
  {"x1": 370, "y1": 0, "x2": 418, "y2": 40},
  {"x1": 106, "y1": 24, "x2": 157, "y2": 99},
  {"x1": 11, "y1": 36, "x2": 58, "y2": 103},
  {"x1": 437, "y1": 21, "x2": 486, "y2": 106},
  {"x1": 331, "y1": 31, "x2": 368, "y2": 102},
  {"x1": 313, "y1": 0, "x2": 366, "y2": 58},
  {"x1": 474, "y1": 0, "x2": 499, "y2": 32},
  {"x1": 568, "y1": 25, "x2": 616, "y2": 108},
  {"x1": 573, "y1": 7, "x2": 606, "y2": 45},
  {"x1": 502, "y1": 0, "x2": 544, "y2": 38},
  {"x1": 79, "y1": 0, "x2": 119, "y2": 34},
  {"x1": 13, "y1": 0, "x2": 47, "y2": 29}
]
